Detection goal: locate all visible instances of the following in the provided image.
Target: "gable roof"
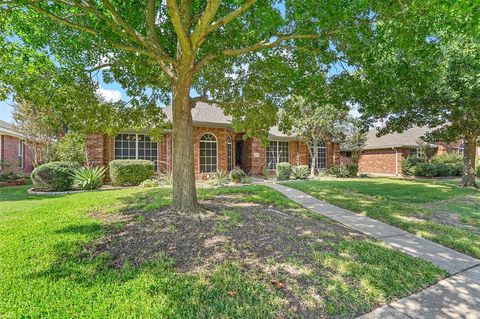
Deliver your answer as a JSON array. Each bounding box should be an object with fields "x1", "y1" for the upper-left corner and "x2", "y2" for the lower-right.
[
  {"x1": 162, "y1": 103, "x2": 293, "y2": 140},
  {"x1": 364, "y1": 126, "x2": 438, "y2": 150},
  {"x1": 0, "y1": 120, "x2": 20, "y2": 137}
]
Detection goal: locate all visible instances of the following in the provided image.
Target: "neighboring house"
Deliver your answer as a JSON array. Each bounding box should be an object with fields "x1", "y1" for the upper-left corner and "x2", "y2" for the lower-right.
[
  {"x1": 0, "y1": 120, "x2": 34, "y2": 173},
  {"x1": 341, "y1": 126, "x2": 464, "y2": 176},
  {"x1": 86, "y1": 103, "x2": 341, "y2": 179}
]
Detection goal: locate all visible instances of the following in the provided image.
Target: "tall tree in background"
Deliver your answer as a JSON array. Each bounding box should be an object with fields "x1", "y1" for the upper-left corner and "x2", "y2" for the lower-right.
[
  {"x1": 12, "y1": 101, "x2": 58, "y2": 166},
  {"x1": 345, "y1": 1, "x2": 480, "y2": 187},
  {"x1": 1, "y1": 1, "x2": 384, "y2": 211},
  {"x1": 342, "y1": 118, "x2": 367, "y2": 166},
  {"x1": 278, "y1": 95, "x2": 348, "y2": 176}
]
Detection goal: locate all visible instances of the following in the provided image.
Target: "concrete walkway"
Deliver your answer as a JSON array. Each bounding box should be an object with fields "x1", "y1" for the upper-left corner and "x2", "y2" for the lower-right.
[{"x1": 265, "y1": 183, "x2": 480, "y2": 319}]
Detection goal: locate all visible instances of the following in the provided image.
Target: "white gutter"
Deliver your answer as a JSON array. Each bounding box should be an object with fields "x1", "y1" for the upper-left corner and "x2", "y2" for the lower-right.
[
  {"x1": 0, "y1": 128, "x2": 22, "y2": 138},
  {"x1": 392, "y1": 147, "x2": 399, "y2": 176}
]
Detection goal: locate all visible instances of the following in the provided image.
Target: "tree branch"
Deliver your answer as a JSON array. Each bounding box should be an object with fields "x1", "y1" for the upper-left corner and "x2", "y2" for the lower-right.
[
  {"x1": 24, "y1": 1, "x2": 177, "y2": 68},
  {"x1": 101, "y1": 0, "x2": 146, "y2": 45},
  {"x1": 166, "y1": 0, "x2": 192, "y2": 54},
  {"x1": 145, "y1": 0, "x2": 159, "y2": 44},
  {"x1": 194, "y1": 34, "x2": 320, "y2": 72},
  {"x1": 85, "y1": 63, "x2": 114, "y2": 73},
  {"x1": 29, "y1": 4, "x2": 98, "y2": 35},
  {"x1": 191, "y1": 0, "x2": 221, "y2": 48},
  {"x1": 205, "y1": 0, "x2": 258, "y2": 37}
]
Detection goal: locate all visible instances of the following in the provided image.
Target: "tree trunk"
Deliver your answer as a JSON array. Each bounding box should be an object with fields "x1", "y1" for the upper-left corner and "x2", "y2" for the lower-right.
[
  {"x1": 171, "y1": 71, "x2": 198, "y2": 211},
  {"x1": 460, "y1": 135, "x2": 478, "y2": 188},
  {"x1": 310, "y1": 141, "x2": 317, "y2": 177}
]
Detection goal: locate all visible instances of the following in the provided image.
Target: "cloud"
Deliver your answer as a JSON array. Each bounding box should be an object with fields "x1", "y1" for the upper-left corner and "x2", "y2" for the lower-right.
[{"x1": 97, "y1": 88, "x2": 122, "y2": 103}]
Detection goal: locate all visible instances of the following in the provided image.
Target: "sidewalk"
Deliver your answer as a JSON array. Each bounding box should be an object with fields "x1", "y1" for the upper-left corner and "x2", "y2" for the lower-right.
[{"x1": 265, "y1": 183, "x2": 480, "y2": 319}]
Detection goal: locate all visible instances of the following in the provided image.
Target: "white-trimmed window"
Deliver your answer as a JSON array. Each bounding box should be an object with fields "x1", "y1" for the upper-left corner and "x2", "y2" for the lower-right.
[
  {"x1": 18, "y1": 140, "x2": 24, "y2": 168},
  {"x1": 200, "y1": 133, "x2": 217, "y2": 173},
  {"x1": 114, "y1": 134, "x2": 158, "y2": 169},
  {"x1": 227, "y1": 136, "x2": 233, "y2": 171},
  {"x1": 267, "y1": 141, "x2": 289, "y2": 169},
  {"x1": 309, "y1": 141, "x2": 327, "y2": 170},
  {"x1": 459, "y1": 143, "x2": 465, "y2": 155}
]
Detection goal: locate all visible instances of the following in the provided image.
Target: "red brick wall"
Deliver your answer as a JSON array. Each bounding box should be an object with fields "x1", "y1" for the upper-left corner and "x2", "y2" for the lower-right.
[
  {"x1": 1, "y1": 135, "x2": 34, "y2": 173},
  {"x1": 86, "y1": 131, "x2": 340, "y2": 179},
  {"x1": 193, "y1": 127, "x2": 236, "y2": 179},
  {"x1": 436, "y1": 140, "x2": 462, "y2": 155},
  {"x1": 243, "y1": 137, "x2": 267, "y2": 175},
  {"x1": 358, "y1": 148, "x2": 412, "y2": 175},
  {"x1": 289, "y1": 141, "x2": 310, "y2": 166}
]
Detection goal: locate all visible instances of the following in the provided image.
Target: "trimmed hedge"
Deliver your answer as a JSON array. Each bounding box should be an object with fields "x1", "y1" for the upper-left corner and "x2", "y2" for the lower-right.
[
  {"x1": 276, "y1": 162, "x2": 292, "y2": 181},
  {"x1": 31, "y1": 161, "x2": 81, "y2": 191},
  {"x1": 109, "y1": 160, "x2": 155, "y2": 186}
]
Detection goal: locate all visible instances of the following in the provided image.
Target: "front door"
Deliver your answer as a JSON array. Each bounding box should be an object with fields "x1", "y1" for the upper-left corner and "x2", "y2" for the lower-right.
[{"x1": 235, "y1": 141, "x2": 243, "y2": 168}]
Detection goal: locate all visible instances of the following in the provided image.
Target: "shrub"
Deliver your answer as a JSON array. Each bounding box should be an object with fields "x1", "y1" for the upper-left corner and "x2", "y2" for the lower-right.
[
  {"x1": 403, "y1": 153, "x2": 464, "y2": 177},
  {"x1": 446, "y1": 162, "x2": 463, "y2": 176},
  {"x1": 477, "y1": 161, "x2": 480, "y2": 177},
  {"x1": 291, "y1": 165, "x2": 309, "y2": 180},
  {"x1": 402, "y1": 155, "x2": 426, "y2": 176},
  {"x1": 240, "y1": 174, "x2": 253, "y2": 184},
  {"x1": 432, "y1": 153, "x2": 463, "y2": 164},
  {"x1": 138, "y1": 175, "x2": 172, "y2": 188},
  {"x1": 55, "y1": 133, "x2": 87, "y2": 165},
  {"x1": 0, "y1": 160, "x2": 24, "y2": 182},
  {"x1": 31, "y1": 161, "x2": 80, "y2": 191},
  {"x1": 71, "y1": 166, "x2": 106, "y2": 190},
  {"x1": 209, "y1": 169, "x2": 229, "y2": 186},
  {"x1": 346, "y1": 164, "x2": 359, "y2": 177},
  {"x1": 109, "y1": 160, "x2": 155, "y2": 186},
  {"x1": 276, "y1": 162, "x2": 292, "y2": 181},
  {"x1": 328, "y1": 165, "x2": 355, "y2": 178},
  {"x1": 413, "y1": 162, "x2": 452, "y2": 177},
  {"x1": 230, "y1": 168, "x2": 247, "y2": 183}
]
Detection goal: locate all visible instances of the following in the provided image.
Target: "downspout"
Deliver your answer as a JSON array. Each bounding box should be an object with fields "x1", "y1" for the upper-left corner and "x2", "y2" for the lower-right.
[{"x1": 392, "y1": 147, "x2": 399, "y2": 176}]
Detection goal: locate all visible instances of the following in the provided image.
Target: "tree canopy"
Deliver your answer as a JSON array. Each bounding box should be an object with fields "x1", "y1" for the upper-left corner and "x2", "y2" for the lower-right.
[{"x1": 343, "y1": 1, "x2": 480, "y2": 187}]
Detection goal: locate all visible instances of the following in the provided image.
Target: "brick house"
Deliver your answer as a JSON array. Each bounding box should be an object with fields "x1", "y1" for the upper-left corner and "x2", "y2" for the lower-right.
[
  {"x1": 86, "y1": 103, "x2": 341, "y2": 179},
  {"x1": 0, "y1": 120, "x2": 35, "y2": 173},
  {"x1": 340, "y1": 126, "x2": 467, "y2": 176}
]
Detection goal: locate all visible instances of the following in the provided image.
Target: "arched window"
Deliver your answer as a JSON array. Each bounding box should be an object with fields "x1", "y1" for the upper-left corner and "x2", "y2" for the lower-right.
[
  {"x1": 309, "y1": 141, "x2": 327, "y2": 170},
  {"x1": 200, "y1": 133, "x2": 217, "y2": 173},
  {"x1": 227, "y1": 136, "x2": 233, "y2": 171}
]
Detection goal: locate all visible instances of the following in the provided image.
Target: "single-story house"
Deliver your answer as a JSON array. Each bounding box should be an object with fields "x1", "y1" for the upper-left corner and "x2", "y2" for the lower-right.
[
  {"x1": 340, "y1": 126, "x2": 466, "y2": 176},
  {"x1": 0, "y1": 120, "x2": 34, "y2": 173},
  {"x1": 86, "y1": 103, "x2": 342, "y2": 179}
]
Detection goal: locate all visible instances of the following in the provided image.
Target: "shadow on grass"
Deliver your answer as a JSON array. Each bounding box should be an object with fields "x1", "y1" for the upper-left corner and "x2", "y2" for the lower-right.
[
  {"x1": 24, "y1": 188, "x2": 445, "y2": 318},
  {"x1": 286, "y1": 180, "x2": 480, "y2": 258},
  {"x1": 0, "y1": 185, "x2": 64, "y2": 202}
]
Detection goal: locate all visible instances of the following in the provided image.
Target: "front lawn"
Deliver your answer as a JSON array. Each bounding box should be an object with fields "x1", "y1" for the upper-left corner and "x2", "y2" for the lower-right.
[
  {"x1": 0, "y1": 185, "x2": 444, "y2": 318},
  {"x1": 284, "y1": 178, "x2": 480, "y2": 258}
]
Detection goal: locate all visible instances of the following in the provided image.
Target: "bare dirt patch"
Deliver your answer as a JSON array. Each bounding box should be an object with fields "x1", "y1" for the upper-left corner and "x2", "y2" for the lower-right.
[
  {"x1": 420, "y1": 196, "x2": 480, "y2": 232},
  {"x1": 90, "y1": 197, "x2": 365, "y2": 317}
]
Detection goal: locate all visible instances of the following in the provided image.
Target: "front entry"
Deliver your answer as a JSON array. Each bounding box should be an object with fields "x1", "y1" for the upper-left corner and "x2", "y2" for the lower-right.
[{"x1": 235, "y1": 140, "x2": 243, "y2": 168}]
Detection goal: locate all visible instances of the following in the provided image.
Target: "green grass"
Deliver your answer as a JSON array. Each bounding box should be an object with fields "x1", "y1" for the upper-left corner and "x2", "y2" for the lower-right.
[
  {"x1": 284, "y1": 178, "x2": 480, "y2": 258},
  {"x1": 0, "y1": 185, "x2": 445, "y2": 318}
]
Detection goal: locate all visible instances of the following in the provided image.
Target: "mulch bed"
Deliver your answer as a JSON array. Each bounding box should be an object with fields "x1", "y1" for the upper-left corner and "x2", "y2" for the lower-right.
[{"x1": 90, "y1": 195, "x2": 365, "y2": 317}]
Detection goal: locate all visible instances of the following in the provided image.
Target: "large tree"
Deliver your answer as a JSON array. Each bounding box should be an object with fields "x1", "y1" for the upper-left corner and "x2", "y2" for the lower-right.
[
  {"x1": 1, "y1": 1, "x2": 395, "y2": 210},
  {"x1": 343, "y1": 1, "x2": 480, "y2": 187}
]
